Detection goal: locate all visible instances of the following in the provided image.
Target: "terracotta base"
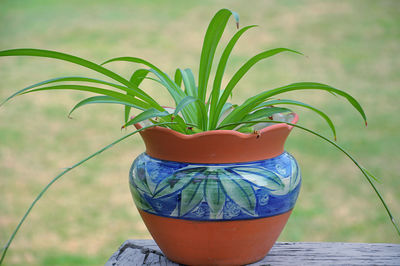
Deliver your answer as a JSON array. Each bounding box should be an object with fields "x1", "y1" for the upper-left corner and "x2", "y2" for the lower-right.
[{"x1": 139, "y1": 209, "x2": 292, "y2": 266}]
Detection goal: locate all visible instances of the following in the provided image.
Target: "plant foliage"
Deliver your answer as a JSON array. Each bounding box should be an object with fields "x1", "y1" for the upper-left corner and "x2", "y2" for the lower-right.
[{"x1": 0, "y1": 9, "x2": 367, "y2": 139}]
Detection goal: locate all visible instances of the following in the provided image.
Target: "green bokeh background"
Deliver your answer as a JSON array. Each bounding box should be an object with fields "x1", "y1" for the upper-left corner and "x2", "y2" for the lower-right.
[{"x1": 1, "y1": 0, "x2": 399, "y2": 265}]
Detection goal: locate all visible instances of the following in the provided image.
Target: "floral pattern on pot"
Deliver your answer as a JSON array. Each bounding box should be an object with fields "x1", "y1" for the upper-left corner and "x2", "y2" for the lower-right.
[{"x1": 129, "y1": 152, "x2": 301, "y2": 221}]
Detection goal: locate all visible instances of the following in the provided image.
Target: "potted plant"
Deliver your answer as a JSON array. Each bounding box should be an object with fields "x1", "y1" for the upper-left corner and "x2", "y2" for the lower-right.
[{"x1": 0, "y1": 8, "x2": 398, "y2": 266}]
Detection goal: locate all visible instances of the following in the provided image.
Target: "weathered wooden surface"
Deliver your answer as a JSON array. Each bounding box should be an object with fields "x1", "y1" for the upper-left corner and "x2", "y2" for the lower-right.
[{"x1": 106, "y1": 239, "x2": 400, "y2": 265}]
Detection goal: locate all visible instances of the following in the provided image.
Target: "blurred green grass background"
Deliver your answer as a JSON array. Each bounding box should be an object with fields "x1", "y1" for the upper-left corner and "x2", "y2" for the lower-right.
[{"x1": 0, "y1": 0, "x2": 399, "y2": 265}]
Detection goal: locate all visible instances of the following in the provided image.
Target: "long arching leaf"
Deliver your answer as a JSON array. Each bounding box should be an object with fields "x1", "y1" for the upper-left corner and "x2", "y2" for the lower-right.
[
  {"x1": 0, "y1": 122, "x2": 178, "y2": 265},
  {"x1": 243, "y1": 107, "x2": 291, "y2": 121},
  {"x1": 0, "y1": 76, "x2": 138, "y2": 107},
  {"x1": 198, "y1": 8, "x2": 239, "y2": 102},
  {"x1": 122, "y1": 108, "x2": 170, "y2": 129},
  {"x1": 173, "y1": 95, "x2": 207, "y2": 130},
  {"x1": 209, "y1": 25, "x2": 257, "y2": 129},
  {"x1": 174, "y1": 96, "x2": 197, "y2": 116},
  {"x1": 102, "y1": 56, "x2": 185, "y2": 101},
  {"x1": 101, "y1": 57, "x2": 197, "y2": 124},
  {"x1": 68, "y1": 95, "x2": 149, "y2": 118},
  {"x1": 220, "y1": 82, "x2": 367, "y2": 129},
  {"x1": 177, "y1": 68, "x2": 202, "y2": 127},
  {"x1": 174, "y1": 68, "x2": 183, "y2": 88},
  {"x1": 179, "y1": 68, "x2": 197, "y2": 98},
  {"x1": 211, "y1": 48, "x2": 303, "y2": 129},
  {"x1": 126, "y1": 69, "x2": 151, "y2": 122},
  {"x1": 19, "y1": 84, "x2": 145, "y2": 105},
  {"x1": 0, "y1": 49, "x2": 159, "y2": 108},
  {"x1": 259, "y1": 99, "x2": 337, "y2": 140}
]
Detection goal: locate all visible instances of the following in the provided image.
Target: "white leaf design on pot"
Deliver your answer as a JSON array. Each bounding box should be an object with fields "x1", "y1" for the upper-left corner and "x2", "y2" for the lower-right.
[
  {"x1": 205, "y1": 172, "x2": 226, "y2": 219},
  {"x1": 229, "y1": 166, "x2": 284, "y2": 191},
  {"x1": 180, "y1": 177, "x2": 205, "y2": 216},
  {"x1": 219, "y1": 171, "x2": 256, "y2": 215},
  {"x1": 153, "y1": 167, "x2": 206, "y2": 198},
  {"x1": 133, "y1": 164, "x2": 152, "y2": 194},
  {"x1": 129, "y1": 183, "x2": 153, "y2": 211}
]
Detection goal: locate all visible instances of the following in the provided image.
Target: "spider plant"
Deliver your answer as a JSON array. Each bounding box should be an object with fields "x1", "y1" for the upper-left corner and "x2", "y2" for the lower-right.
[{"x1": 0, "y1": 8, "x2": 398, "y2": 264}]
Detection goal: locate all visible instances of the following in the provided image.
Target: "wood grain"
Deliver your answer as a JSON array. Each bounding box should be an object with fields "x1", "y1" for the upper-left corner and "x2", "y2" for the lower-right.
[{"x1": 106, "y1": 239, "x2": 400, "y2": 265}]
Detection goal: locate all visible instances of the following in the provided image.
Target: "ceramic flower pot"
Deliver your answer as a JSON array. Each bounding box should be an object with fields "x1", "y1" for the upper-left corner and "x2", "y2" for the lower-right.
[{"x1": 129, "y1": 114, "x2": 301, "y2": 266}]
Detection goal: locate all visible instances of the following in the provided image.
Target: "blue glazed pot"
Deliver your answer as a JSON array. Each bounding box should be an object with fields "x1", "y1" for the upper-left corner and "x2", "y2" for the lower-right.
[{"x1": 129, "y1": 152, "x2": 301, "y2": 222}]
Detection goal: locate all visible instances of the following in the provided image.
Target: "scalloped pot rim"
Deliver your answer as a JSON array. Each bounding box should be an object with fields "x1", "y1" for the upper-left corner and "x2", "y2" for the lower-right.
[
  {"x1": 135, "y1": 113, "x2": 299, "y2": 163},
  {"x1": 135, "y1": 113, "x2": 298, "y2": 140}
]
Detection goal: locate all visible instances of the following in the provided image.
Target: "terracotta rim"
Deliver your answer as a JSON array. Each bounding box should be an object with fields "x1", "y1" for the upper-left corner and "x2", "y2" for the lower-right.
[{"x1": 135, "y1": 113, "x2": 298, "y2": 164}]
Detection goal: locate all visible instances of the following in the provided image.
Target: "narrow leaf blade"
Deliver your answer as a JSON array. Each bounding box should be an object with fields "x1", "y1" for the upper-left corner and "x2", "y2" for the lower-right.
[
  {"x1": 122, "y1": 108, "x2": 169, "y2": 128},
  {"x1": 198, "y1": 9, "x2": 239, "y2": 102},
  {"x1": 212, "y1": 48, "x2": 302, "y2": 129}
]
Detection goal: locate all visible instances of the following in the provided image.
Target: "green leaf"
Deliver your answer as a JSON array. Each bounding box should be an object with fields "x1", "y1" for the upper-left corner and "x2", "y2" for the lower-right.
[
  {"x1": 361, "y1": 166, "x2": 380, "y2": 182},
  {"x1": 236, "y1": 126, "x2": 254, "y2": 133},
  {"x1": 102, "y1": 56, "x2": 185, "y2": 102},
  {"x1": 186, "y1": 126, "x2": 204, "y2": 134},
  {"x1": 233, "y1": 106, "x2": 291, "y2": 132},
  {"x1": 101, "y1": 57, "x2": 199, "y2": 124},
  {"x1": 174, "y1": 96, "x2": 197, "y2": 116},
  {"x1": 221, "y1": 82, "x2": 367, "y2": 129},
  {"x1": 173, "y1": 95, "x2": 207, "y2": 130},
  {"x1": 196, "y1": 100, "x2": 208, "y2": 130},
  {"x1": 219, "y1": 171, "x2": 256, "y2": 215},
  {"x1": 211, "y1": 48, "x2": 302, "y2": 129},
  {"x1": 205, "y1": 173, "x2": 226, "y2": 218},
  {"x1": 158, "y1": 114, "x2": 189, "y2": 134},
  {"x1": 174, "y1": 68, "x2": 183, "y2": 88},
  {"x1": 69, "y1": 96, "x2": 149, "y2": 118},
  {"x1": 180, "y1": 177, "x2": 205, "y2": 216},
  {"x1": 229, "y1": 166, "x2": 284, "y2": 191},
  {"x1": 122, "y1": 108, "x2": 169, "y2": 129},
  {"x1": 218, "y1": 102, "x2": 236, "y2": 121},
  {"x1": 153, "y1": 167, "x2": 206, "y2": 198},
  {"x1": 243, "y1": 107, "x2": 291, "y2": 121},
  {"x1": 260, "y1": 99, "x2": 337, "y2": 140},
  {"x1": 126, "y1": 69, "x2": 150, "y2": 123},
  {"x1": 180, "y1": 68, "x2": 197, "y2": 97},
  {"x1": 0, "y1": 49, "x2": 159, "y2": 108},
  {"x1": 20, "y1": 84, "x2": 143, "y2": 105},
  {"x1": 176, "y1": 68, "x2": 204, "y2": 128},
  {"x1": 147, "y1": 68, "x2": 186, "y2": 101},
  {"x1": 0, "y1": 76, "x2": 137, "y2": 107},
  {"x1": 130, "y1": 68, "x2": 150, "y2": 84},
  {"x1": 172, "y1": 79, "x2": 207, "y2": 129},
  {"x1": 167, "y1": 94, "x2": 205, "y2": 130},
  {"x1": 209, "y1": 25, "x2": 257, "y2": 129},
  {"x1": 198, "y1": 8, "x2": 239, "y2": 103}
]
